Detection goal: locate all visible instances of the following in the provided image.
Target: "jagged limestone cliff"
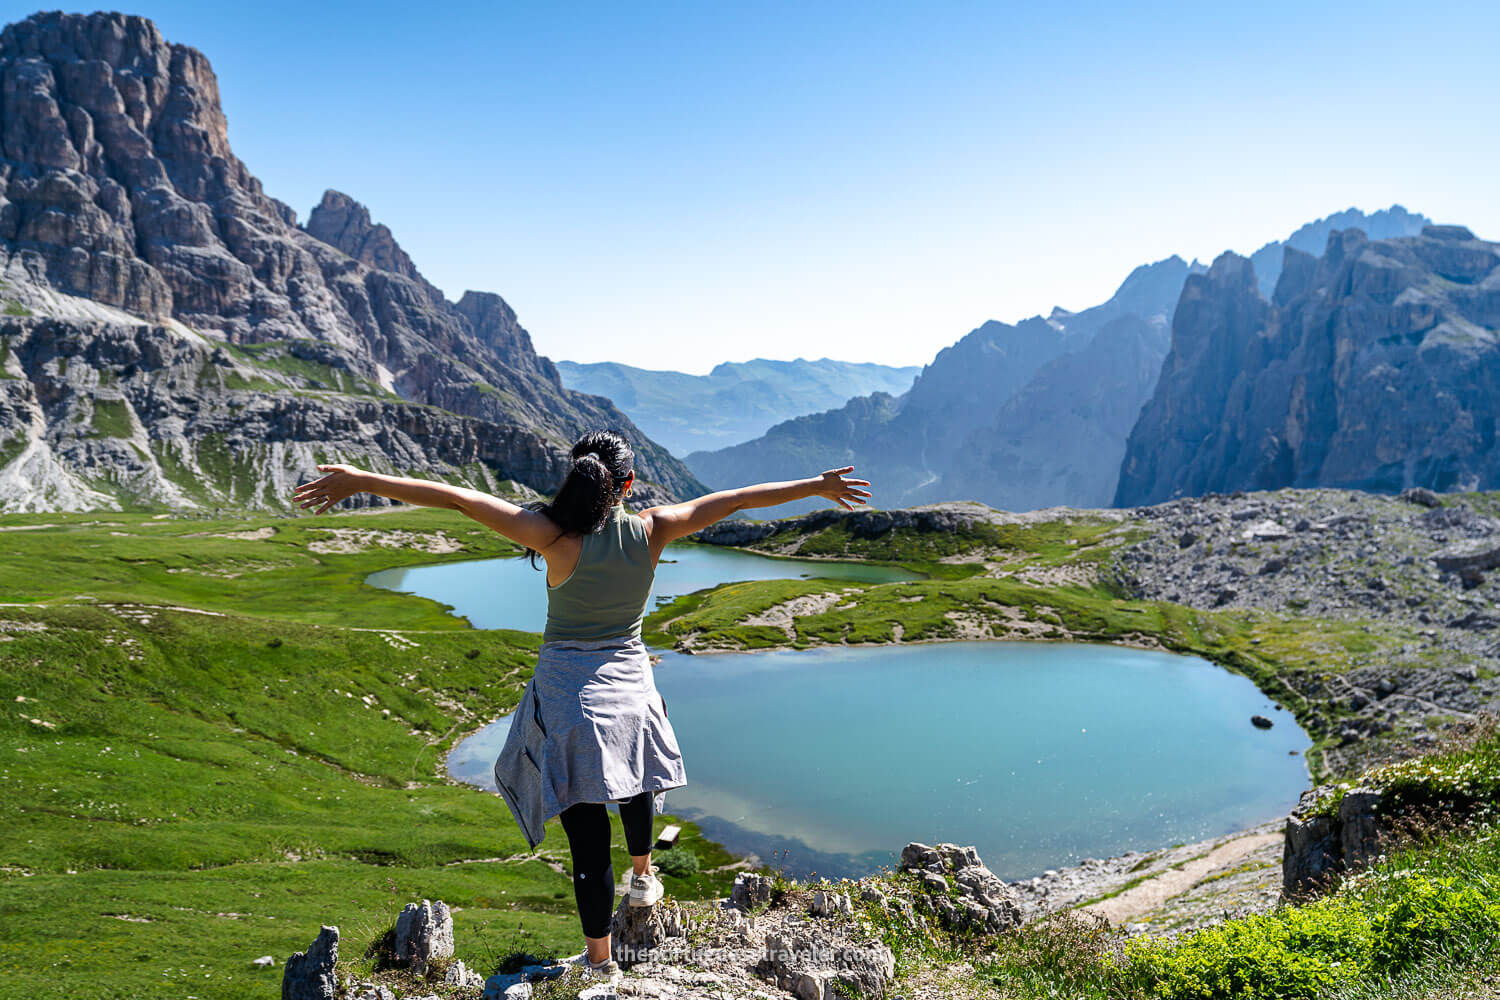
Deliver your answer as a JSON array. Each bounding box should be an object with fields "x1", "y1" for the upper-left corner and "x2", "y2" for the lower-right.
[
  {"x1": 1116, "y1": 225, "x2": 1500, "y2": 506},
  {"x1": 0, "y1": 11, "x2": 702, "y2": 512}
]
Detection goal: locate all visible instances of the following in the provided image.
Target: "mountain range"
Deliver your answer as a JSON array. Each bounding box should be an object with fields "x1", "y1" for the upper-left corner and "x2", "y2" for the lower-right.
[
  {"x1": 684, "y1": 206, "x2": 1434, "y2": 515},
  {"x1": 555, "y1": 358, "x2": 919, "y2": 457},
  {"x1": 0, "y1": 11, "x2": 702, "y2": 513},
  {"x1": 1117, "y1": 224, "x2": 1500, "y2": 504},
  {"x1": 1, "y1": 11, "x2": 1488, "y2": 521}
]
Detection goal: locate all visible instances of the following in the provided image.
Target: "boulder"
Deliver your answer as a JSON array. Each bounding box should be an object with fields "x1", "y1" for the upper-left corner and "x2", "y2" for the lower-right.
[
  {"x1": 393, "y1": 899, "x2": 453, "y2": 974},
  {"x1": 444, "y1": 957, "x2": 484, "y2": 991},
  {"x1": 810, "y1": 889, "x2": 854, "y2": 918},
  {"x1": 899, "y1": 841, "x2": 1022, "y2": 934},
  {"x1": 282, "y1": 925, "x2": 338, "y2": 1000},
  {"x1": 730, "y1": 871, "x2": 778, "y2": 911},
  {"x1": 1240, "y1": 519, "x2": 1289, "y2": 541},
  {"x1": 1398, "y1": 487, "x2": 1442, "y2": 508},
  {"x1": 1433, "y1": 539, "x2": 1500, "y2": 574},
  {"x1": 1251, "y1": 714, "x2": 1274, "y2": 729}
]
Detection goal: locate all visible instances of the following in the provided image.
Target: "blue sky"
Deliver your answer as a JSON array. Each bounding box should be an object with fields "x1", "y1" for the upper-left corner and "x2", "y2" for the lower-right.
[{"x1": 101, "y1": 1, "x2": 1500, "y2": 372}]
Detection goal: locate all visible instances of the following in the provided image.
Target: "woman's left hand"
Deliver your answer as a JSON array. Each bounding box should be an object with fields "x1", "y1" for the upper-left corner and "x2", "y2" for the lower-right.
[{"x1": 292, "y1": 464, "x2": 367, "y2": 515}]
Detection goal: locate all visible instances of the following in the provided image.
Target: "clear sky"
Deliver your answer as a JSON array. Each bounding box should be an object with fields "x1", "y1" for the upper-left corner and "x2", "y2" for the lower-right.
[{"x1": 97, "y1": 0, "x2": 1500, "y2": 373}]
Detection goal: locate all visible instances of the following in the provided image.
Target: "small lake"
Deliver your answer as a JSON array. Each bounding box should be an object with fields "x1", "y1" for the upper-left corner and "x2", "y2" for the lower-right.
[
  {"x1": 365, "y1": 543, "x2": 916, "y2": 632},
  {"x1": 448, "y1": 641, "x2": 1310, "y2": 880}
]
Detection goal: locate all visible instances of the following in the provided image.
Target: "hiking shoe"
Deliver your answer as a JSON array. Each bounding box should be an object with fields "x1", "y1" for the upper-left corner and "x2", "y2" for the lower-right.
[
  {"x1": 629, "y1": 864, "x2": 664, "y2": 907},
  {"x1": 584, "y1": 956, "x2": 622, "y2": 985}
]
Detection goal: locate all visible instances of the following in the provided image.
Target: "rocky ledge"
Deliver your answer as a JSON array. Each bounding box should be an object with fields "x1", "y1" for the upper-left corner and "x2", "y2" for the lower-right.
[{"x1": 283, "y1": 841, "x2": 1035, "y2": 1000}]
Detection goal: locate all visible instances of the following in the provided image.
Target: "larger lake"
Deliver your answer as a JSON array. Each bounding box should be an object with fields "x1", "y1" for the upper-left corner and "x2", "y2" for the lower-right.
[{"x1": 447, "y1": 641, "x2": 1310, "y2": 880}]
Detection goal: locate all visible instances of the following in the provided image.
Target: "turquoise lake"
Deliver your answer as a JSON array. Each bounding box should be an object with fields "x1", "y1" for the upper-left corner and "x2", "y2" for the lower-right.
[
  {"x1": 446, "y1": 641, "x2": 1310, "y2": 880},
  {"x1": 371, "y1": 546, "x2": 1310, "y2": 880},
  {"x1": 365, "y1": 543, "x2": 916, "y2": 632}
]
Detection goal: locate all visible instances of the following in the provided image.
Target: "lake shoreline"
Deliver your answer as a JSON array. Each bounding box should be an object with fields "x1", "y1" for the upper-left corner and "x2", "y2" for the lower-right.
[{"x1": 442, "y1": 631, "x2": 1308, "y2": 899}]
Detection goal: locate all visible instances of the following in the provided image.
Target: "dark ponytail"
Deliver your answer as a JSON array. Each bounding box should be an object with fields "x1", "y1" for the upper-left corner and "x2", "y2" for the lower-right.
[{"x1": 523, "y1": 430, "x2": 635, "y2": 568}]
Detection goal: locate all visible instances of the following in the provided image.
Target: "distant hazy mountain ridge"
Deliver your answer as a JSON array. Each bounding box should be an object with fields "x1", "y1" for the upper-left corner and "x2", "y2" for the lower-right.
[
  {"x1": 685, "y1": 254, "x2": 1200, "y2": 514},
  {"x1": 556, "y1": 358, "x2": 919, "y2": 456},
  {"x1": 0, "y1": 11, "x2": 702, "y2": 512}
]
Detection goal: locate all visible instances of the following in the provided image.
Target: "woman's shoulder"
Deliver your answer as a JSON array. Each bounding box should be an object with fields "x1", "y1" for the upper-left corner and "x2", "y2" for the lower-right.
[{"x1": 617, "y1": 505, "x2": 651, "y2": 542}]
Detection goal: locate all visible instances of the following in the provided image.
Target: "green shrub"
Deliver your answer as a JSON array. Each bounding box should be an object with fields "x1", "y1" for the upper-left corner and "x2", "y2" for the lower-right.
[
  {"x1": 1122, "y1": 898, "x2": 1372, "y2": 999},
  {"x1": 652, "y1": 845, "x2": 700, "y2": 878},
  {"x1": 1121, "y1": 820, "x2": 1500, "y2": 999},
  {"x1": 1367, "y1": 873, "x2": 1500, "y2": 971}
]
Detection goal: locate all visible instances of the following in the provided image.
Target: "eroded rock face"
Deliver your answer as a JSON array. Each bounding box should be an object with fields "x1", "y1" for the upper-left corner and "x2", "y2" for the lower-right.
[
  {"x1": 0, "y1": 10, "x2": 701, "y2": 511},
  {"x1": 611, "y1": 892, "x2": 693, "y2": 965},
  {"x1": 393, "y1": 899, "x2": 453, "y2": 975},
  {"x1": 1117, "y1": 226, "x2": 1500, "y2": 505},
  {"x1": 762, "y1": 926, "x2": 895, "y2": 1000},
  {"x1": 281, "y1": 925, "x2": 338, "y2": 1000}
]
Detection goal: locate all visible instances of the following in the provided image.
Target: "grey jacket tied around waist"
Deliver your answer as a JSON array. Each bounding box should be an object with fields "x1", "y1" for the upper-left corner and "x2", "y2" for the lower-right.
[{"x1": 493, "y1": 635, "x2": 687, "y2": 849}]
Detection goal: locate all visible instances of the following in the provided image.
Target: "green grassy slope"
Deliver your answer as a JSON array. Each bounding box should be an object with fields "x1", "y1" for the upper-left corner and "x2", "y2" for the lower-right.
[{"x1": 0, "y1": 507, "x2": 737, "y2": 1000}]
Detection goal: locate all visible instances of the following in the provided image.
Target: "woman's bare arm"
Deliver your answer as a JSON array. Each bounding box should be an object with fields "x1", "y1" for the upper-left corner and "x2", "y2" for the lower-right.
[
  {"x1": 291, "y1": 464, "x2": 563, "y2": 552},
  {"x1": 640, "y1": 466, "x2": 870, "y2": 553}
]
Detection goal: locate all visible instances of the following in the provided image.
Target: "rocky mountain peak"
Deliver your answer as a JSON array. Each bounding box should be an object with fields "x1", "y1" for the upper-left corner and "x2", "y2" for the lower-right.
[
  {"x1": 0, "y1": 9, "x2": 704, "y2": 510},
  {"x1": 454, "y1": 289, "x2": 543, "y2": 374},
  {"x1": 305, "y1": 189, "x2": 426, "y2": 286}
]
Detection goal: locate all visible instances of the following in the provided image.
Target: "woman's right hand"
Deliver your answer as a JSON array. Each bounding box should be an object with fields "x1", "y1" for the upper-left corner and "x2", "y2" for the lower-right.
[{"x1": 813, "y1": 467, "x2": 872, "y2": 511}]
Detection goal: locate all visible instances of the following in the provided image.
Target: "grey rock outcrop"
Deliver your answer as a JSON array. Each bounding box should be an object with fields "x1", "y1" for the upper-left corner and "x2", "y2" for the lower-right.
[
  {"x1": 761, "y1": 926, "x2": 895, "y2": 1000},
  {"x1": 1117, "y1": 225, "x2": 1500, "y2": 505},
  {"x1": 393, "y1": 899, "x2": 453, "y2": 974},
  {"x1": 1282, "y1": 786, "x2": 1387, "y2": 896},
  {"x1": 729, "y1": 871, "x2": 779, "y2": 910},
  {"x1": 899, "y1": 841, "x2": 1024, "y2": 934},
  {"x1": 0, "y1": 10, "x2": 702, "y2": 512},
  {"x1": 611, "y1": 892, "x2": 693, "y2": 965},
  {"x1": 282, "y1": 925, "x2": 338, "y2": 1000}
]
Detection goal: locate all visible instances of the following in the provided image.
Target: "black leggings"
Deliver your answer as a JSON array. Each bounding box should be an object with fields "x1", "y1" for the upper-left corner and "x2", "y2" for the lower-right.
[{"x1": 558, "y1": 791, "x2": 655, "y2": 938}]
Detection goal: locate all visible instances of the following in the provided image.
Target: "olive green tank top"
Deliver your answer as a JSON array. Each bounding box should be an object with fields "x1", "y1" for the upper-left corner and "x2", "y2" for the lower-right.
[{"x1": 543, "y1": 504, "x2": 656, "y2": 643}]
